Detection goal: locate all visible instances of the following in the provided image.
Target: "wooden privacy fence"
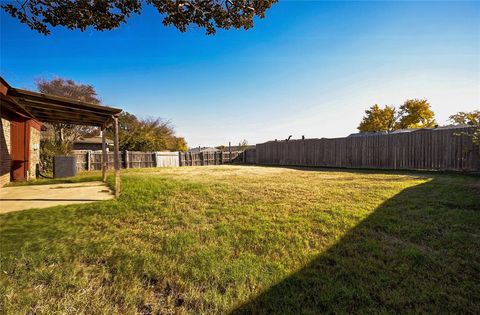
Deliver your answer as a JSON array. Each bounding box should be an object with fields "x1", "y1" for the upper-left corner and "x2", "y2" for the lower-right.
[
  {"x1": 73, "y1": 150, "x2": 245, "y2": 171},
  {"x1": 73, "y1": 151, "x2": 179, "y2": 172},
  {"x1": 244, "y1": 148, "x2": 256, "y2": 164},
  {"x1": 179, "y1": 151, "x2": 243, "y2": 166},
  {"x1": 255, "y1": 127, "x2": 480, "y2": 172}
]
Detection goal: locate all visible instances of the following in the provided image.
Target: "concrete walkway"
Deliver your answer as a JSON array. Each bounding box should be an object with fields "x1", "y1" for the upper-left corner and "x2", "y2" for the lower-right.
[{"x1": 0, "y1": 181, "x2": 114, "y2": 214}]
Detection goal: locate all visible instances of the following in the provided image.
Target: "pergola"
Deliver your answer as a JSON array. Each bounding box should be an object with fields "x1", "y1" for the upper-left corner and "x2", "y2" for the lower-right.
[{"x1": 3, "y1": 79, "x2": 123, "y2": 196}]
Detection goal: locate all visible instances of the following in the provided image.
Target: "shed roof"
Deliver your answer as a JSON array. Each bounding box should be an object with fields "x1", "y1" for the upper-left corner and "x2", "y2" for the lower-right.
[{"x1": 1, "y1": 77, "x2": 122, "y2": 128}]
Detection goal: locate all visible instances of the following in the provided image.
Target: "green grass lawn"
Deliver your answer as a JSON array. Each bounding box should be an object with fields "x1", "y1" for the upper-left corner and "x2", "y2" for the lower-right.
[{"x1": 1, "y1": 166, "x2": 479, "y2": 314}]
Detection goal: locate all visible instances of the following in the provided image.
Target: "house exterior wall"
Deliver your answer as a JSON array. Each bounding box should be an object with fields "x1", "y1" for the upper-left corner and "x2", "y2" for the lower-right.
[
  {"x1": 0, "y1": 113, "x2": 41, "y2": 186},
  {"x1": 0, "y1": 117, "x2": 11, "y2": 187}
]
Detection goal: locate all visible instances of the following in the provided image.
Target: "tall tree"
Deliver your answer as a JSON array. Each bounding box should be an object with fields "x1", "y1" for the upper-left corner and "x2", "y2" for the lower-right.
[
  {"x1": 2, "y1": 0, "x2": 278, "y2": 36},
  {"x1": 112, "y1": 112, "x2": 187, "y2": 152},
  {"x1": 357, "y1": 104, "x2": 397, "y2": 133},
  {"x1": 357, "y1": 99, "x2": 436, "y2": 133},
  {"x1": 396, "y1": 99, "x2": 436, "y2": 129},
  {"x1": 36, "y1": 77, "x2": 101, "y2": 146}
]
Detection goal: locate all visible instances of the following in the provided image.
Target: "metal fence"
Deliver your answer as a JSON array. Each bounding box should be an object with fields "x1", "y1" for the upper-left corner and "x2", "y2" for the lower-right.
[{"x1": 255, "y1": 127, "x2": 480, "y2": 172}]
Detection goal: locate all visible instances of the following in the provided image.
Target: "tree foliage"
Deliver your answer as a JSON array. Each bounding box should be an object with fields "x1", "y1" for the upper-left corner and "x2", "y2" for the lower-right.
[
  {"x1": 396, "y1": 99, "x2": 436, "y2": 129},
  {"x1": 449, "y1": 110, "x2": 480, "y2": 126},
  {"x1": 357, "y1": 104, "x2": 396, "y2": 133},
  {"x1": 357, "y1": 99, "x2": 436, "y2": 132},
  {"x1": 37, "y1": 77, "x2": 101, "y2": 146},
  {"x1": 2, "y1": 0, "x2": 278, "y2": 35},
  {"x1": 111, "y1": 112, "x2": 187, "y2": 152},
  {"x1": 449, "y1": 110, "x2": 480, "y2": 145}
]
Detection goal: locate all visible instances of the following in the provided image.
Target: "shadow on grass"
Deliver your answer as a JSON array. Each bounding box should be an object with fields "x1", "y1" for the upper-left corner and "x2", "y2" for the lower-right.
[{"x1": 232, "y1": 177, "x2": 480, "y2": 314}]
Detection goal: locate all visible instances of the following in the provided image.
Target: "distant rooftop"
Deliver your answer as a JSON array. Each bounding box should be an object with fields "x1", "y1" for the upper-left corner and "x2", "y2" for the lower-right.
[
  {"x1": 188, "y1": 147, "x2": 219, "y2": 153},
  {"x1": 74, "y1": 136, "x2": 113, "y2": 145},
  {"x1": 216, "y1": 145, "x2": 256, "y2": 152}
]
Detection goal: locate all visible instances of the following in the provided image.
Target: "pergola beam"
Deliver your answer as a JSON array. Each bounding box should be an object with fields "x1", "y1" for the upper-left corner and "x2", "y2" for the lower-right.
[
  {"x1": 10, "y1": 88, "x2": 119, "y2": 115},
  {"x1": 17, "y1": 98, "x2": 114, "y2": 118},
  {"x1": 25, "y1": 112, "x2": 106, "y2": 126}
]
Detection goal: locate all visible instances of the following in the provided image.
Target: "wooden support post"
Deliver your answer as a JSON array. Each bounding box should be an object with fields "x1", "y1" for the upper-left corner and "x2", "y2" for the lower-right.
[
  {"x1": 101, "y1": 129, "x2": 107, "y2": 181},
  {"x1": 86, "y1": 151, "x2": 91, "y2": 171},
  {"x1": 113, "y1": 116, "x2": 120, "y2": 197}
]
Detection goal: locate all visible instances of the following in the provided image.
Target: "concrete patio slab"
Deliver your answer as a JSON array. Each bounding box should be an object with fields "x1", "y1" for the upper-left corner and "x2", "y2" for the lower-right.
[{"x1": 0, "y1": 181, "x2": 114, "y2": 214}]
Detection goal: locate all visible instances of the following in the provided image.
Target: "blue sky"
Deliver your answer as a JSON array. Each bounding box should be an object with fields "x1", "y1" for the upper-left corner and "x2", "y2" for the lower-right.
[{"x1": 1, "y1": 1, "x2": 479, "y2": 147}]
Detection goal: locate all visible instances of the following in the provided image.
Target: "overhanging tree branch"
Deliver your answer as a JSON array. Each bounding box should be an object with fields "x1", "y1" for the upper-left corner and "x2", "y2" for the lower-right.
[{"x1": 1, "y1": 0, "x2": 278, "y2": 35}]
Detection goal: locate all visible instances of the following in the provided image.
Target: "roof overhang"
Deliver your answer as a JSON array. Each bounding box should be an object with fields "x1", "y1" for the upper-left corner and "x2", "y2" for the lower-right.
[{"x1": 1, "y1": 77, "x2": 122, "y2": 128}]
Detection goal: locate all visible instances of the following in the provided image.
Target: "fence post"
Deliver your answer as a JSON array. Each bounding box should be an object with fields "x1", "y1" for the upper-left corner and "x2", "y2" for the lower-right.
[
  {"x1": 86, "y1": 151, "x2": 91, "y2": 171},
  {"x1": 200, "y1": 152, "x2": 204, "y2": 166},
  {"x1": 229, "y1": 142, "x2": 232, "y2": 163},
  {"x1": 124, "y1": 150, "x2": 129, "y2": 169}
]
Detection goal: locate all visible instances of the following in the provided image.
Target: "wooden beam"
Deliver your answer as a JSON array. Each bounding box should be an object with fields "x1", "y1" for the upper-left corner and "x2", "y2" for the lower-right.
[
  {"x1": 113, "y1": 116, "x2": 120, "y2": 197},
  {"x1": 10, "y1": 88, "x2": 121, "y2": 115},
  {"x1": 0, "y1": 96, "x2": 33, "y2": 119},
  {"x1": 101, "y1": 129, "x2": 107, "y2": 182},
  {"x1": 24, "y1": 111, "x2": 106, "y2": 125},
  {"x1": 102, "y1": 115, "x2": 115, "y2": 129},
  {"x1": 17, "y1": 98, "x2": 113, "y2": 118},
  {"x1": 24, "y1": 114, "x2": 104, "y2": 126},
  {"x1": 2, "y1": 95, "x2": 37, "y2": 120}
]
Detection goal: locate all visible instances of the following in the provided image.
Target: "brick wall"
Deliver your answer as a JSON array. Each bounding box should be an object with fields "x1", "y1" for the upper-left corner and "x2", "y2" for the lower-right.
[
  {"x1": 29, "y1": 126, "x2": 40, "y2": 180},
  {"x1": 0, "y1": 117, "x2": 11, "y2": 187}
]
